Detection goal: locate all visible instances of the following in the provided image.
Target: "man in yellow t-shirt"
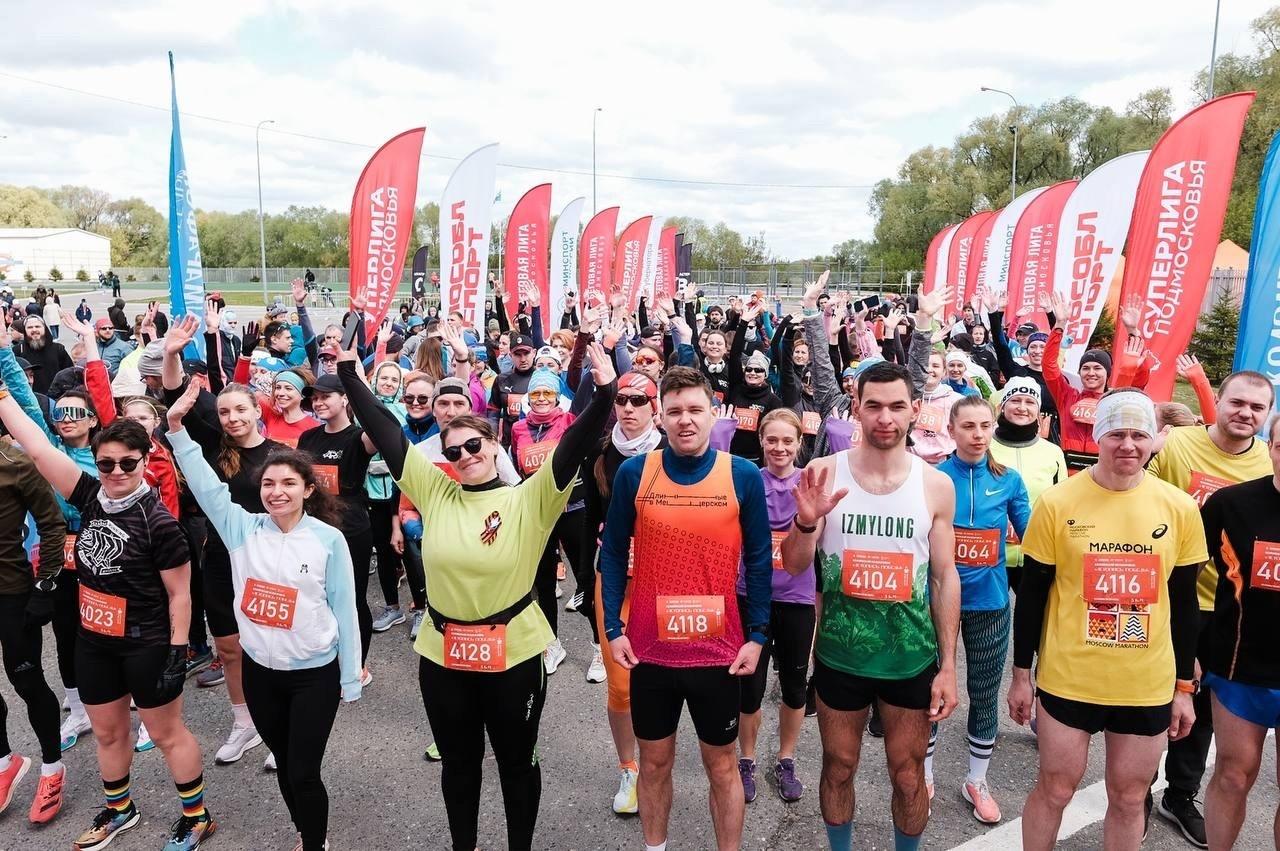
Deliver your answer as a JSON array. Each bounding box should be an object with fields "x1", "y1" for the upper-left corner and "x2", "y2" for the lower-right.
[
  {"x1": 1145, "y1": 369, "x2": 1274, "y2": 845},
  {"x1": 1009, "y1": 389, "x2": 1207, "y2": 851}
]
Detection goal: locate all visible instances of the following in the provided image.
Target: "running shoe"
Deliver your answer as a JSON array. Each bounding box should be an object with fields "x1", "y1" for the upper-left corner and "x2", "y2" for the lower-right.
[
  {"x1": 28, "y1": 766, "x2": 64, "y2": 824},
  {"x1": 264, "y1": 752, "x2": 276, "y2": 772},
  {"x1": 555, "y1": 582, "x2": 563, "y2": 599},
  {"x1": 214, "y1": 725, "x2": 262, "y2": 764},
  {"x1": 423, "y1": 742, "x2": 441, "y2": 762},
  {"x1": 409, "y1": 609, "x2": 425, "y2": 640},
  {"x1": 565, "y1": 590, "x2": 584, "y2": 612},
  {"x1": 292, "y1": 836, "x2": 330, "y2": 851},
  {"x1": 372, "y1": 606, "x2": 405, "y2": 632},
  {"x1": 369, "y1": 552, "x2": 377, "y2": 575},
  {"x1": 195, "y1": 659, "x2": 225, "y2": 688},
  {"x1": 73, "y1": 804, "x2": 140, "y2": 850},
  {"x1": 962, "y1": 779, "x2": 1002, "y2": 824},
  {"x1": 867, "y1": 704, "x2": 884, "y2": 738},
  {"x1": 613, "y1": 766, "x2": 639, "y2": 815},
  {"x1": 163, "y1": 812, "x2": 216, "y2": 850},
  {"x1": 60, "y1": 713, "x2": 92, "y2": 752},
  {"x1": 804, "y1": 679, "x2": 817, "y2": 718},
  {"x1": 774, "y1": 758, "x2": 802, "y2": 802},
  {"x1": 1158, "y1": 791, "x2": 1208, "y2": 848},
  {"x1": 184, "y1": 647, "x2": 214, "y2": 678},
  {"x1": 134, "y1": 722, "x2": 155, "y2": 753},
  {"x1": 361, "y1": 668, "x2": 373, "y2": 687},
  {"x1": 739, "y1": 758, "x2": 757, "y2": 803},
  {"x1": 0, "y1": 754, "x2": 31, "y2": 815},
  {"x1": 543, "y1": 639, "x2": 567, "y2": 675},
  {"x1": 586, "y1": 646, "x2": 607, "y2": 683}
]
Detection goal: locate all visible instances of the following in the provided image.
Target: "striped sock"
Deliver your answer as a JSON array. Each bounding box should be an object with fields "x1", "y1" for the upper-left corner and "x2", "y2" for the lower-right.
[
  {"x1": 924, "y1": 724, "x2": 938, "y2": 783},
  {"x1": 967, "y1": 735, "x2": 995, "y2": 783},
  {"x1": 176, "y1": 775, "x2": 206, "y2": 818},
  {"x1": 104, "y1": 774, "x2": 132, "y2": 812}
]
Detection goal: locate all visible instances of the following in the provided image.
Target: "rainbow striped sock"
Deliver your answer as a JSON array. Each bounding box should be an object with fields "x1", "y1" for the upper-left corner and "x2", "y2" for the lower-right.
[
  {"x1": 104, "y1": 774, "x2": 132, "y2": 813},
  {"x1": 176, "y1": 774, "x2": 206, "y2": 819}
]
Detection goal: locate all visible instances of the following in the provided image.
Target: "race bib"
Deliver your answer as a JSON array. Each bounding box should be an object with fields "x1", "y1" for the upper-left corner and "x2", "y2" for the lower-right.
[
  {"x1": 1083, "y1": 553, "x2": 1160, "y2": 606},
  {"x1": 240, "y1": 578, "x2": 298, "y2": 630},
  {"x1": 1187, "y1": 470, "x2": 1232, "y2": 509},
  {"x1": 1006, "y1": 522, "x2": 1021, "y2": 545},
  {"x1": 517, "y1": 440, "x2": 556, "y2": 475},
  {"x1": 506, "y1": 393, "x2": 525, "y2": 417},
  {"x1": 312, "y1": 464, "x2": 340, "y2": 495},
  {"x1": 954, "y1": 528, "x2": 1000, "y2": 567},
  {"x1": 771, "y1": 530, "x2": 787, "y2": 570},
  {"x1": 1251, "y1": 541, "x2": 1280, "y2": 592},
  {"x1": 64, "y1": 533, "x2": 78, "y2": 572},
  {"x1": 916, "y1": 404, "x2": 945, "y2": 433},
  {"x1": 801, "y1": 411, "x2": 821, "y2": 436},
  {"x1": 1069, "y1": 397, "x2": 1098, "y2": 424},
  {"x1": 444, "y1": 623, "x2": 507, "y2": 672},
  {"x1": 734, "y1": 408, "x2": 759, "y2": 432},
  {"x1": 79, "y1": 586, "x2": 126, "y2": 637},
  {"x1": 657, "y1": 595, "x2": 725, "y2": 641},
  {"x1": 841, "y1": 550, "x2": 914, "y2": 602}
]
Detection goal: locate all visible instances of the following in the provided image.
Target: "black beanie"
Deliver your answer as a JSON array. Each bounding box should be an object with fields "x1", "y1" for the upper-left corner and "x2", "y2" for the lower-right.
[{"x1": 1079, "y1": 349, "x2": 1112, "y2": 374}]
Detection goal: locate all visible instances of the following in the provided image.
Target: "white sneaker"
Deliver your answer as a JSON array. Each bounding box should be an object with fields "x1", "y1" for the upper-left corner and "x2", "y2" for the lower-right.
[
  {"x1": 264, "y1": 751, "x2": 277, "y2": 772},
  {"x1": 586, "y1": 645, "x2": 607, "y2": 683},
  {"x1": 215, "y1": 724, "x2": 263, "y2": 764},
  {"x1": 565, "y1": 590, "x2": 584, "y2": 612},
  {"x1": 361, "y1": 668, "x2": 373, "y2": 687},
  {"x1": 134, "y1": 722, "x2": 155, "y2": 752},
  {"x1": 543, "y1": 639, "x2": 567, "y2": 675},
  {"x1": 59, "y1": 713, "x2": 91, "y2": 752},
  {"x1": 612, "y1": 766, "x2": 639, "y2": 814},
  {"x1": 555, "y1": 582, "x2": 563, "y2": 599}
]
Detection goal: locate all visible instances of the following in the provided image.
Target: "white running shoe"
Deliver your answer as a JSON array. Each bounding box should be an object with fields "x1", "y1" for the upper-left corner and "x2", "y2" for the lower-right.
[
  {"x1": 565, "y1": 590, "x2": 584, "y2": 612},
  {"x1": 586, "y1": 645, "x2": 607, "y2": 683},
  {"x1": 264, "y1": 751, "x2": 277, "y2": 772},
  {"x1": 134, "y1": 722, "x2": 155, "y2": 753},
  {"x1": 543, "y1": 639, "x2": 567, "y2": 675},
  {"x1": 59, "y1": 713, "x2": 91, "y2": 752},
  {"x1": 555, "y1": 582, "x2": 563, "y2": 599},
  {"x1": 612, "y1": 767, "x2": 639, "y2": 814},
  {"x1": 215, "y1": 724, "x2": 263, "y2": 764}
]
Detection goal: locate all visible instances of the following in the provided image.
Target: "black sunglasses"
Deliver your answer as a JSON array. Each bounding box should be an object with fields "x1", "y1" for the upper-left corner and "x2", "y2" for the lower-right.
[
  {"x1": 744, "y1": 366, "x2": 767, "y2": 374},
  {"x1": 95, "y1": 456, "x2": 144, "y2": 474},
  {"x1": 614, "y1": 394, "x2": 652, "y2": 409},
  {"x1": 442, "y1": 436, "x2": 485, "y2": 462},
  {"x1": 403, "y1": 394, "x2": 433, "y2": 406}
]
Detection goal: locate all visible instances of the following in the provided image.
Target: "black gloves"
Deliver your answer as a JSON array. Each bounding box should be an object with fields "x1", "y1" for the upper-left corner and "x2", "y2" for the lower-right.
[
  {"x1": 24, "y1": 589, "x2": 56, "y2": 628},
  {"x1": 155, "y1": 645, "x2": 188, "y2": 705}
]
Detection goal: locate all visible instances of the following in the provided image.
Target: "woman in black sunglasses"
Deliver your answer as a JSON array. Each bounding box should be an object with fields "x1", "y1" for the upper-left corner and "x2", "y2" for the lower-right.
[
  {"x1": 722, "y1": 301, "x2": 784, "y2": 466},
  {"x1": 336, "y1": 339, "x2": 617, "y2": 851},
  {"x1": 0, "y1": 402, "x2": 214, "y2": 849}
]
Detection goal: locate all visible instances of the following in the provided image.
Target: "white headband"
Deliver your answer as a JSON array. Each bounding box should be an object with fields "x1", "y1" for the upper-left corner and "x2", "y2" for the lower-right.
[{"x1": 1093, "y1": 391, "x2": 1157, "y2": 442}]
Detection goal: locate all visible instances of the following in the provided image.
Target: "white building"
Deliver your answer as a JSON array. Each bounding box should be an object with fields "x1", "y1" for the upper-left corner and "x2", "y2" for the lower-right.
[{"x1": 0, "y1": 228, "x2": 112, "y2": 281}]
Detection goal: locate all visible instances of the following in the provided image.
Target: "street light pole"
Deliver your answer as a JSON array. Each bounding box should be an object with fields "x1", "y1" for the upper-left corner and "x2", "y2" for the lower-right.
[
  {"x1": 592, "y1": 107, "x2": 603, "y2": 215},
  {"x1": 255, "y1": 119, "x2": 275, "y2": 305},
  {"x1": 980, "y1": 87, "x2": 1020, "y2": 201},
  {"x1": 1208, "y1": 0, "x2": 1222, "y2": 100}
]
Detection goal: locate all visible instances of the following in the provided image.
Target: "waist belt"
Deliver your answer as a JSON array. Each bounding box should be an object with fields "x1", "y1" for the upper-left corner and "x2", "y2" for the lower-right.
[
  {"x1": 428, "y1": 590, "x2": 536, "y2": 635},
  {"x1": 1063, "y1": 449, "x2": 1098, "y2": 471}
]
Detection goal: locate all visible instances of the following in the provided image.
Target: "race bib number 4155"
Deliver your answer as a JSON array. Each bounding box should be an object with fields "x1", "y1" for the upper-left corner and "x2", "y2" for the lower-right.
[
  {"x1": 241, "y1": 578, "x2": 298, "y2": 630},
  {"x1": 841, "y1": 550, "x2": 913, "y2": 602}
]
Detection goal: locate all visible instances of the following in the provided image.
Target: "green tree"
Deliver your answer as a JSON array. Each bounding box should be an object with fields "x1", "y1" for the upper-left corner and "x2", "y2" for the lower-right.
[
  {"x1": 1188, "y1": 288, "x2": 1240, "y2": 383},
  {"x1": 49, "y1": 266, "x2": 63, "y2": 281},
  {"x1": 75, "y1": 268, "x2": 89, "y2": 282},
  {"x1": 0, "y1": 185, "x2": 70, "y2": 227},
  {"x1": 46, "y1": 185, "x2": 112, "y2": 231},
  {"x1": 99, "y1": 198, "x2": 167, "y2": 266},
  {"x1": 1087, "y1": 305, "x2": 1116, "y2": 352}
]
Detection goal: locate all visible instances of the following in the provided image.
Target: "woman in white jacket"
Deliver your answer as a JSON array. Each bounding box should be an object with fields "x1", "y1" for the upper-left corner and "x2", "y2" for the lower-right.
[{"x1": 166, "y1": 383, "x2": 361, "y2": 851}]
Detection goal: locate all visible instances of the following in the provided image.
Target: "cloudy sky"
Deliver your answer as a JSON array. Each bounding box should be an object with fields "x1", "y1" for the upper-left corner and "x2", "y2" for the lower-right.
[{"x1": 1, "y1": 0, "x2": 1271, "y2": 258}]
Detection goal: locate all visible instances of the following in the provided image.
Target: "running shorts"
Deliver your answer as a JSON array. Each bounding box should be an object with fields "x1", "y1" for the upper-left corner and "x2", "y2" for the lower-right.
[
  {"x1": 76, "y1": 640, "x2": 176, "y2": 709},
  {"x1": 1037, "y1": 689, "x2": 1170, "y2": 737},
  {"x1": 812, "y1": 657, "x2": 937, "y2": 712},
  {"x1": 630, "y1": 663, "x2": 740, "y2": 747},
  {"x1": 1204, "y1": 672, "x2": 1280, "y2": 729}
]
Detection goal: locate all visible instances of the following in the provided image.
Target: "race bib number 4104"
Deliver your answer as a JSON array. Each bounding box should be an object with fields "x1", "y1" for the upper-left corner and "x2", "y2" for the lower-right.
[{"x1": 841, "y1": 550, "x2": 914, "y2": 602}]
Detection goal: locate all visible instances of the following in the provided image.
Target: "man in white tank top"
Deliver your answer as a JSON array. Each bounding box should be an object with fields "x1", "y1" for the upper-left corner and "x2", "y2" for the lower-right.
[{"x1": 779, "y1": 360, "x2": 960, "y2": 851}]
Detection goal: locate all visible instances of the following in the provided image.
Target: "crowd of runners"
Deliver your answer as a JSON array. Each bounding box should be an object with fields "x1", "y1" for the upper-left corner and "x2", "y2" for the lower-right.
[{"x1": 0, "y1": 272, "x2": 1276, "y2": 850}]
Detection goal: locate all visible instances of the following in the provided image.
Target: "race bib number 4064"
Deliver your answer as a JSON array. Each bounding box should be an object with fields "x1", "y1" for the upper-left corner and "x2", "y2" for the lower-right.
[
  {"x1": 657, "y1": 595, "x2": 725, "y2": 641},
  {"x1": 1082, "y1": 553, "x2": 1160, "y2": 606},
  {"x1": 444, "y1": 624, "x2": 506, "y2": 672},
  {"x1": 954, "y1": 528, "x2": 999, "y2": 567},
  {"x1": 841, "y1": 550, "x2": 913, "y2": 602}
]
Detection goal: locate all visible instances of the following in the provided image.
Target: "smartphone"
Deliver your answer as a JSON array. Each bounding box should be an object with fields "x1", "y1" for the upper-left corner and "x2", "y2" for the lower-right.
[
  {"x1": 853, "y1": 294, "x2": 882, "y2": 314},
  {"x1": 339, "y1": 311, "x2": 362, "y2": 350}
]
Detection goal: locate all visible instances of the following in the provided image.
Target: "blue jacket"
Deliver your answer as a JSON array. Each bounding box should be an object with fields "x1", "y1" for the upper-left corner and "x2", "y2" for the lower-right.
[{"x1": 937, "y1": 453, "x2": 1031, "y2": 611}]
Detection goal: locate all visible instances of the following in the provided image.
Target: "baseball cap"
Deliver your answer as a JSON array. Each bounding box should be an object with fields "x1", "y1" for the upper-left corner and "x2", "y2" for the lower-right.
[
  {"x1": 14, "y1": 356, "x2": 37, "y2": 372},
  {"x1": 94, "y1": 318, "x2": 113, "y2": 331},
  {"x1": 640, "y1": 325, "x2": 661, "y2": 339},
  {"x1": 318, "y1": 345, "x2": 339, "y2": 361},
  {"x1": 534, "y1": 345, "x2": 562, "y2": 365},
  {"x1": 406, "y1": 315, "x2": 424, "y2": 330},
  {"x1": 432, "y1": 377, "x2": 469, "y2": 402},
  {"x1": 256, "y1": 356, "x2": 290, "y2": 374},
  {"x1": 510, "y1": 334, "x2": 535, "y2": 353},
  {"x1": 1015, "y1": 322, "x2": 1038, "y2": 337},
  {"x1": 304, "y1": 374, "x2": 344, "y2": 397}
]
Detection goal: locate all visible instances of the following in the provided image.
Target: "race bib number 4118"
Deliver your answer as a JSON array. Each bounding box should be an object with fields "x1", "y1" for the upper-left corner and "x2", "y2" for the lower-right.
[{"x1": 657, "y1": 595, "x2": 725, "y2": 641}]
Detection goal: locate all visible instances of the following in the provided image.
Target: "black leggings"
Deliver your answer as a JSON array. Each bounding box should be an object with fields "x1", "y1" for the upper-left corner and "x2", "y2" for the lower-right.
[
  {"x1": 346, "y1": 528, "x2": 373, "y2": 664},
  {"x1": 419, "y1": 653, "x2": 546, "y2": 851},
  {"x1": 52, "y1": 569, "x2": 78, "y2": 689},
  {"x1": 0, "y1": 592, "x2": 61, "y2": 764},
  {"x1": 242, "y1": 655, "x2": 340, "y2": 851},
  {"x1": 738, "y1": 599, "x2": 815, "y2": 714},
  {"x1": 181, "y1": 514, "x2": 209, "y2": 650},
  {"x1": 371, "y1": 498, "x2": 425, "y2": 610},
  {"x1": 532, "y1": 509, "x2": 594, "y2": 641}
]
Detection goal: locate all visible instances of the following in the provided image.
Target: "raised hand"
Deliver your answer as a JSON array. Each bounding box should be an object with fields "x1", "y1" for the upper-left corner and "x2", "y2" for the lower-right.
[
  {"x1": 586, "y1": 341, "x2": 616, "y2": 386},
  {"x1": 602, "y1": 320, "x2": 624, "y2": 351},
  {"x1": 524, "y1": 288, "x2": 541, "y2": 309},
  {"x1": 204, "y1": 297, "x2": 221, "y2": 333},
  {"x1": 793, "y1": 464, "x2": 850, "y2": 526},
  {"x1": 242, "y1": 320, "x2": 261, "y2": 350},
  {"x1": 1123, "y1": 335, "x2": 1144, "y2": 358},
  {"x1": 350, "y1": 290, "x2": 367, "y2": 312},
  {"x1": 717, "y1": 403, "x2": 737, "y2": 421},
  {"x1": 802, "y1": 270, "x2": 830, "y2": 309},
  {"x1": 1119, "y1": 294, "x2": 1143, "y2": 335},
  {"x1": 915, "y1": 284, "x2": 952, "y2": 321},
  {"x1": 60, "y1": 308, "x2": 92, "y2": 338},
  {"x1": 164, "y1": 315, "x2": 200, "y2": 356},
  {"x1": 291, "y1": 278, "x2": 307, "y2": 305},
  {"x1": 166, "y1": 380, "x2": 201, "y2": 432},
  {"x1": 655, "y1": 294, "x2": 675, "y2": 316},
  {"x1": 1175, "y1": 353, "x2": 1202, "y2": 379},
  {"x1": 670, "y1": 314, "x2": 692, "y2": 340},
  {"x1": 580, "y1": 305, "x2": 603, "y2": 334},
  {"x1": 1035, "y1": 289, "x2": 1054, "y2": 313},
  {"x1": 990, "y1": 289, "x2": 1008, "y2": 313},
  {"x1": 1048, "y1": 291, "x2": 1068, "y2": 326}
]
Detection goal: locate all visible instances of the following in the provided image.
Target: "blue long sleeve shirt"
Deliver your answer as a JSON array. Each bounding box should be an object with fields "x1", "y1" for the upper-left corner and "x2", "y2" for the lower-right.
[
  {"x1": 937, "y1": 453, "x2": 1031, "y2": 611},
  {"x1": 599, "y1": 445, "x2": 773, "y2": 645}
]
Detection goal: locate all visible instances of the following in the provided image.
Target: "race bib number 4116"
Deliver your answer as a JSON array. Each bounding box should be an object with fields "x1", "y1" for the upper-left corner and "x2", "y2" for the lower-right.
[{"x1": 1082, "y1": 553, "x2": 1160, "y2": 606}]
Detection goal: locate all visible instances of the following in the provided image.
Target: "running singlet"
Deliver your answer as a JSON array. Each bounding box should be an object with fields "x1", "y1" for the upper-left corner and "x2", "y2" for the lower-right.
[
  {"x1": 1148, "y1": 426, "x2": 1271, "y2": 610},
  {"x1": 815, "y1": 452, "x2": 936, "y2": 680},
  {"x1": 1020, "y1": 471, "x2": 1207, "y2": 707},
  {"x1": 626, "y1": 450, "x2": 745, "y2": 667}
]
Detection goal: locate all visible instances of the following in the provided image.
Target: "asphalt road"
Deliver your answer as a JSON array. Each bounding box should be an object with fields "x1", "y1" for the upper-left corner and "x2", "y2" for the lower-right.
[{"x1": 4, "y1": 287, "x2": 1275, "y2": 850}]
